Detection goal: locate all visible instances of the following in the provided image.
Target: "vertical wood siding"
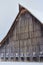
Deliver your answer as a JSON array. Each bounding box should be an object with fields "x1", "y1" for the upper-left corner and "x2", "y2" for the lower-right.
[{"x1": 0, "y1": 11, "x2": 43, "y2": 62}]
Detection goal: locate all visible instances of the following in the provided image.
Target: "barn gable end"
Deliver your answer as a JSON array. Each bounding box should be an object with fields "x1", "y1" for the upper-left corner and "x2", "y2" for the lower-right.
[{"x1": 0, "y1": 5, "x2": 43, "y2": 62}]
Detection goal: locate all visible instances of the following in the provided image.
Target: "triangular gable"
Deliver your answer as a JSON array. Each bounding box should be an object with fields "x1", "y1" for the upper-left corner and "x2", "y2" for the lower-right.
[{"x1": 0, "y1": 4, "x2": 43, "y2": 46}]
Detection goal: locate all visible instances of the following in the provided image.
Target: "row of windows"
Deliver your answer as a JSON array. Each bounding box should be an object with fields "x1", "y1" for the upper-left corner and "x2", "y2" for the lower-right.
[{"x1": 1, "y1": 57, "x2": 43, "y2": 62}]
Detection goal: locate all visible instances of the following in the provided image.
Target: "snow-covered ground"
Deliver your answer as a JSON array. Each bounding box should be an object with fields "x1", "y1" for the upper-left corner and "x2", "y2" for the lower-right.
[{"x1": 0, "y1": 62, "x2": 43, "y2": 65}]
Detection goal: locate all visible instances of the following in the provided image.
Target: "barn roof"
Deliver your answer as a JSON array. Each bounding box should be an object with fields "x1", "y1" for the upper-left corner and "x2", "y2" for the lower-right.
[{"x1": 0, "y1": 4, "x2": 43, "y2": 46}]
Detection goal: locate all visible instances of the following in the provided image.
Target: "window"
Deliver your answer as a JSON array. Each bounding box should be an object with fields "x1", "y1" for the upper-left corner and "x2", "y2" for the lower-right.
[
  {"x1": 40, "y1": 57, "x2": 43, "y2": 62},
  {"x1": 33, "y1": 57, "x2": 37, "y2": 61},
  {"x1": 21, "y1": 57, "x2": 24, "y2": 61},
  {"x1": 5, "y1": 57, "x2": 8, "y2": 61},
  {"x1": 15, "y1": 57, "x2": 18, "y2": 61},
  {"x1": 27, "y1": 57, "x2": 30, "y2": 61},
  {"x1": 11, "y1": 57, "x2": 14, "y2": 61},
  {"x1": 1, "y1": 57, "x2": 4, "y2": 60}
]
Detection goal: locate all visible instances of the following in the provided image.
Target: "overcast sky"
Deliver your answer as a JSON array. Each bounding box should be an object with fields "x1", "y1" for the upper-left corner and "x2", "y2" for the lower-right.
[{"x1": 0, "y1": 0, "x2": 43, "y2": 42}]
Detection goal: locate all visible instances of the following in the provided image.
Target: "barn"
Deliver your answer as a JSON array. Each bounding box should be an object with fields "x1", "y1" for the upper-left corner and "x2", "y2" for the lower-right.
[{"x1": 0, "y1": 4, "x2": 43, "y2": 62}]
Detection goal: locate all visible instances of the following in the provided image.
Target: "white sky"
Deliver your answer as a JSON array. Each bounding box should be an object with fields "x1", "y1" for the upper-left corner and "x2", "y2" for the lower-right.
[{"x1": 0, "y1": 0, "x2": 43, "y2": 42}]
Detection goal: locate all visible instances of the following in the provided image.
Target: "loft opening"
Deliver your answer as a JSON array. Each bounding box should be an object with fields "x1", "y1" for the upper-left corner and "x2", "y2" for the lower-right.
[
  {"x1": 27, "y1": 57, "x2": 30, "y2": 61},
  {"x1": 21, "y1": 57, "x2": 24, "y2": 61},
  {"x1": 33, "y1": 57, "x2": 37, "y2": 61},
  {"x1": 15, "y1": 57, "x2": 18, "y2": 61},
  {"x1": 40, "y1": 57, "x2": 43, "y2": 62}
]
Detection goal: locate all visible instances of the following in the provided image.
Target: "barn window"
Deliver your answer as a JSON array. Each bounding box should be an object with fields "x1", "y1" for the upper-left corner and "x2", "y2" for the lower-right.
[
  {"x1": 40, "y1": 57, "x2": 43, "y2": 62},
  {"x1": 33, "y1": 57, "x2": 37, "y2": 61},
  {"x1": 11, "y1": 57, "x2": 14, "y2": 61},
  {"x1": 27, "y1": 57, "x2": 30, "y2": 61},
  {"x1": 11, "y1": 57, "x2": 14, "y2": 59},
  {"x1": 1, "y1": 57, "x2": 4, "y2": 60},
  {"x1": 21, "y1": 57, "x2": 24, "y2": 61},
  {"x1": 5, "y1": 57, "x2": 8, "y2": 61},
  {"x1": 15, "y1": 57, "x2": 18, "y2": 61}
]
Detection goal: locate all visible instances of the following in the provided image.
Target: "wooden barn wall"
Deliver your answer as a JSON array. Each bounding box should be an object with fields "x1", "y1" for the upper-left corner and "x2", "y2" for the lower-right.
[{"x1": 0, "y1": 11, "x2": 43, "y2": 61}]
